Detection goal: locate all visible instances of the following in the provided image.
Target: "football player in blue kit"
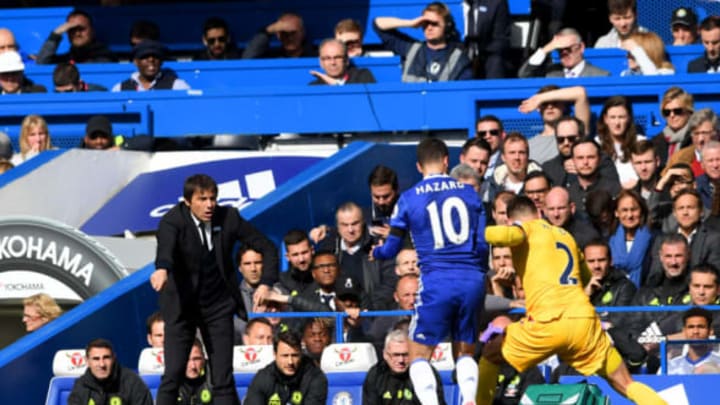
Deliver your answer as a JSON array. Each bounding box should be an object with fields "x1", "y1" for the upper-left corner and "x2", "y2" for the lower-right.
[{"x1": 372, "y1": 138, "x2": 488, "y2": 405}]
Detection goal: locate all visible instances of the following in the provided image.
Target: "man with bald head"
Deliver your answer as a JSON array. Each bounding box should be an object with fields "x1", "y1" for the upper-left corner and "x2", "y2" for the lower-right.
[
  {"x1": 0, "y1": 29, "x2": 18, "y2": 54},
  {"x1": 544, "y1": 186, "x2": 599, "y2": 248},
  {"x1": 309, "y1": 38, "x2": 375, "y2": 85}
]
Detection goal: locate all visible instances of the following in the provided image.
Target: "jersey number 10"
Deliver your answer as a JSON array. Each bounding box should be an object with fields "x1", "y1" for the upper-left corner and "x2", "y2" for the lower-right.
[{"x1": 426, "y1": 197, "x2": 470, "y2": 249}]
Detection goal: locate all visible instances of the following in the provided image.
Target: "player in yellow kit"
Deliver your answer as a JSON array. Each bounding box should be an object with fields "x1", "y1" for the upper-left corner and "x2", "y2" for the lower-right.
[{"x1": 476, "y1": 196, "x2": 666, "y2": 405}]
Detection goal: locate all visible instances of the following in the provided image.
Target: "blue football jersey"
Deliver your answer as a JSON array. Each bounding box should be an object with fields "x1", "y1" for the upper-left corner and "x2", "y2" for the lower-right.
[{"x1": 378, "y1": 174, "x2": 488, "y2": 273}]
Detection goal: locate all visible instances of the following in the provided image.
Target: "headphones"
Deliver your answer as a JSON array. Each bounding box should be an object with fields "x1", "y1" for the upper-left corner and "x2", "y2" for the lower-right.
[{"x1": 426, "y1": 2, "x2": 459, "y2": 42}]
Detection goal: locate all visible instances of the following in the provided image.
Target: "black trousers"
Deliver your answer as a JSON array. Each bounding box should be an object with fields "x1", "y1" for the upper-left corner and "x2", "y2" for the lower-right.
[{"x1": 156, "y1": 296, "x2": 239, "y2": 405}]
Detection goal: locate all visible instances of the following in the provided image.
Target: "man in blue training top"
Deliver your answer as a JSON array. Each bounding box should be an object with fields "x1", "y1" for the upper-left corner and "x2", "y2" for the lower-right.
[{"x1": 372, "y1": 138, "x2": 489, "y2": 405}]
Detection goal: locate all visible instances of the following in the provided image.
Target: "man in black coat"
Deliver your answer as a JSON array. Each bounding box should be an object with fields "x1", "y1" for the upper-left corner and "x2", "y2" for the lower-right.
[
  {"x1": 309, "y1": 39, "x2": 375, "y2": 85},
  {"x1": 244, "y1": 330, "x2": 328, "y2": 405},
  {"x1": 687, "y1": 16, "x2": 720, "y2": 73},
  {"x1": 68, "y1": 338, "x2": 152, "y2": 405},
  {"x1": 150, "y1": 173, "x2": 279, "y2": 405}
]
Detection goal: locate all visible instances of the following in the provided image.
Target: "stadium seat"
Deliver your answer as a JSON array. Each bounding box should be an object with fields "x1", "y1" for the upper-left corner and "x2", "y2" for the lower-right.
[
  {"x1": 232, "y1": 344, "x2": 274, "y2": 372},
  {"x1": 320, "y1": 342, "x2": 378, "y2": 373},
  {"x1": 45, "y1": 376, "x2": 79, "y2": 405},
  {"x1": 137, "y1": 347, "x2": 165, "y2": 375},
  {"x1": 52, "y1": 349, "x2": 87, "y2": 376}
]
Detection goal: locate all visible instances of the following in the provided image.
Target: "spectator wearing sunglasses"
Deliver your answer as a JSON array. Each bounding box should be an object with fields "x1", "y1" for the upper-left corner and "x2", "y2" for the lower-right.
[
  {"x1": 542, "y1": 116, "x2": 619, "y2": 189},
  {"x1": 518, "y1": 28, "x2": 610, "y2": 78},
  {"x1": 651, "y1": 87, "x2": 694, "y2": 169},
  {"x1": 53, "y1": 62, "x2": 107, "y2": 92},
  {"x1": 518, "y1": 85, "x2": 590, "y2": 165},
  {"x1": 195, "y1": 17, "x2": 240, "y2": 61},
  {"x1": 36, "y1": 8, "x2": 115, "y2": 64},
  {"x1": 476, "y1": 115, "x2": 506, "y2": 180}
]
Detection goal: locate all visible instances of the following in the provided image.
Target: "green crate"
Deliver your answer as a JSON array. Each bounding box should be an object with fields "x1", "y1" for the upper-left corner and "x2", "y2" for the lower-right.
[{"x1": 520, "y1": 383, "x2": 610, "y2": 405}]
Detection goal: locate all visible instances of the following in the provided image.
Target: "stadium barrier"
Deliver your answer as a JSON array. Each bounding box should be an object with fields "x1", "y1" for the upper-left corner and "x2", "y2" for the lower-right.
[{"x1": 2, "y1": 73, "x2": 719, "y2": 149}]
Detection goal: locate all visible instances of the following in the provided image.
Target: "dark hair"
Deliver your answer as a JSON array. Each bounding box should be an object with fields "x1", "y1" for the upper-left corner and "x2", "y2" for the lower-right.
[
  {"x1": 554, "y1": 116, "x2": 586, "y2": 137},
  {"x1": 311, "y1": 249, "x2": 337, "y2": 269},
  {"x1": 476, "y1": 115, "x2": 504, "y2": 133},
  {"x1": 672, "y1": 188, "x2": 702, "y2": 207},
  {"x1": 191, "y1": 338, "x2": 204, "y2": 352},
  {"x1": 146, "y1": 311, "x2": 163, "y2": 334},
  {"x1": 274, "y1": 330, "x2": 302, "y2": 352},
  {"x1": 492, "y1": 191, "x2": 515, "y2": 213},
  {"x1": 368, "y1": 165, "x2": 398, "y2": 191},
  {"x1": 607, "y1": 0, "x2": 636, "y2": 15},
  {"x1": 683, "y1": 306, "x2": 713, "y2": 327},
  {"x1": 700, "y1": 16, "x2": 720, "y2": 31},
  {"x1": 302, "y1": 317, "x2": 331, "y2": 334},
  {"x1": 690, "y1": 264, "x2": 720, "y2": 285},
  {"x1": 597, "y1": 96, "x2": 638, "y2": 163},
  {"x1": 585, "y1": 189, "x2": 614, "y2": 230},
  {"x1": 571, "y1": 136, "x2": 600, "y2": 157},
  {"x1": 417, "y1": 138, "x2": 448, "y2": 166},
  {"x1": 583, "y1": 238, "x2": 612, "y2": 262},
  {"x1": 283, "y1": 229, "x2": 310, "y2": 247},
  {"x1": 236, "y1": 245, "x2": 263, "y2": 265},
  {"x1": 612, "y1": 189, "x2": 648, "y2": 233},
  {"x1": 67, "y1": 9, "x2": 93, "y2": 24},
  {"x1": 506, "y1": 195, "x2": 538, "y2": 218},
  {"x1": 461, "y1": 137, "x2": 492, "y2": 155},
  {"x1": 523, "y1": 171, "x2": 552, "y2": 188},
  {"x1": 630, "y1": 139, "x2": 656, "y2": 157},
  {"x1": 85, "y1": 338, "x2": 114, "y2": 355},
  {"x1": 183, "y1": 174, "x2": 217, "y2": 202},
  {"x1": 203, "y1": 17, "x2": 230, "y2": 36},
  {"x1": 53, "y1": 63, "x2": 80, "y2": 87},
  {"x1": 130, "y1": 20, "x2": 160, "y2": 42}
]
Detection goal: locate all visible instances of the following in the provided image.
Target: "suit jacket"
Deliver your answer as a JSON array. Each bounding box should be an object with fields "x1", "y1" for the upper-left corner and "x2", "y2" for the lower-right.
[
  {"x1": 687, "y1": 54, "x2": 720, "y2": 73},
  {"x1": 646, "y1": 223, "x2": 720, "y2": 286},
  {"x1": 155, "y1": 203, "x2": 278, "y2": 320},
  {"x1": 518, "y1": 59, "x2": 610, "y2": 78}
]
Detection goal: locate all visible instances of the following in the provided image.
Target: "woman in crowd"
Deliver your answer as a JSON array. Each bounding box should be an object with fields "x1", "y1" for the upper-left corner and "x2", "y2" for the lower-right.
[
  {"x1": 10, "y1": 114, "x2": 54, "y2": 166},
  {"x1": 608, "y1": 190, "x2": 654, "y2": 287},
  {"x1": 651, "y1": 87, "x2": 694, "y2": 168},
  {"x1": 620, "y1": 32, "x2": 675, "y2": 76},
  {"x1": 596, "y1": 96, "x2": 645, "y2": 187},
  {"x1": 22, "y1": 293, "x2": 62, "y2": 332}
]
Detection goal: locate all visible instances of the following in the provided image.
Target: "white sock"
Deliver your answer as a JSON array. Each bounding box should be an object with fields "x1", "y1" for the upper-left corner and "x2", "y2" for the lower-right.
[
  {"x1": 409, "y1": 359, "x2": 440, "y2": 405},
  {"x1": 456, "y1": 355, "x2": 478, "y2": 405}
]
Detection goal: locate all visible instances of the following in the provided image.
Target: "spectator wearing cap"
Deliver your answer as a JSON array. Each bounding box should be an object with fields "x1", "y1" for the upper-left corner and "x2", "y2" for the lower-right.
[
  {"x1": 80, "y1": 115, "x2": 115, "y2": 150},
  {"x1": 112, "y1": 40, "x2": 190, "y2": 92},
  {"x1": 671, "y1": 7, "x2": 699, "y2": 46},
  {"x1": 335, "y1": 275, "x2": 372, "y2": 343},
  {"x1": 688, "y1": 16, "x2": 720, "y2": 73},
  {"x1": 0, "y1": 51, "x2": 46, "y2": 94},
  {"x1": 36, "y1": 9, "x2": 115, "y2": 64},
  {"x1": 53, "y1": 62, "x2": 106, "y2": 92}
]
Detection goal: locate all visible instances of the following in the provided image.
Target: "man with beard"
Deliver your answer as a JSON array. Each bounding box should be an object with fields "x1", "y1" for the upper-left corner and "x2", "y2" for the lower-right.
[
  {"x1": 542, "y1": 116, "x2": 618, "y2": 188},
  {"x1": 36, "y1": 9, "x2": 115, "y2": 64},
  {"x1": 519, "y1": 85, "x2": 590, "y2": 165},
  {"x1": 68, "y1": 339, "x2": 152, "y2": 405},
  {"x1": 278, "y1": 230, "x2": 315, "y2": 296},
  {"x1": 244, "y1": 331, "x2": 327, "y2": 405},
  {"x1": 567, "y1": 138, "x2": 621, "y2": 219},
  {"x1": 195, "y1": 17, "x2": 241, "y2": 60},
  {"x1": 113, "y1": 40, "x2": 190, "y2": 91},
  {"x1": 362, "y1": 329, "x2": 445, "y2": 405}
]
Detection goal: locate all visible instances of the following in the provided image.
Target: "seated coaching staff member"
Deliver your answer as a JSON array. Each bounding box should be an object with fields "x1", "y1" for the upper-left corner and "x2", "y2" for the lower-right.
[{"x1": 150, "y1": 174, "x2": 279, "y2": 405}]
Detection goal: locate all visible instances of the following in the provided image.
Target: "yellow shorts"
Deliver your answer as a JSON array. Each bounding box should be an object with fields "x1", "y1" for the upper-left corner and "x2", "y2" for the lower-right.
[{"x1": 501, "y1": 315, "x2": 611, "y2": 376}]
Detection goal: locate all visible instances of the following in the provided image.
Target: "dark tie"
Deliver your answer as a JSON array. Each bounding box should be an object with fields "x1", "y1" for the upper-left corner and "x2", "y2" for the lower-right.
[
  {"x1": 198, "y1": 222, "x2": 209, "y2": 251},
  {"x1": 321, "y1": 294, "x2": 334, "y2": 305}
]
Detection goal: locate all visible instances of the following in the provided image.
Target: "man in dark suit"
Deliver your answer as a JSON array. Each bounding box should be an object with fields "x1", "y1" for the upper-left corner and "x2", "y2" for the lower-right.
[
  {"x1": 150, "y1": 174, "x2": 278, "y2": 405},
  {"x1": 687, "y1": 16, "x2": 720, "y2": 73},
  {"x1": 518, "y1": 28, "x2": 610, "y2": 78}
]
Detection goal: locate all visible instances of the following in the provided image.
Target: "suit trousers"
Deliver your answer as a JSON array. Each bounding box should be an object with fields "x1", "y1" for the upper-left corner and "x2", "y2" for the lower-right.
[{"x1": 156, "y1": 296, "x2": 239, "y2": 405}]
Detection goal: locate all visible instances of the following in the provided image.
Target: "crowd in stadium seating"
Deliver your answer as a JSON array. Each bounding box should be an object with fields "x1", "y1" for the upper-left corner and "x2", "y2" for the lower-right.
[{"x1": 6, "y1": 0, "x2": 720, "y2": 403}]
